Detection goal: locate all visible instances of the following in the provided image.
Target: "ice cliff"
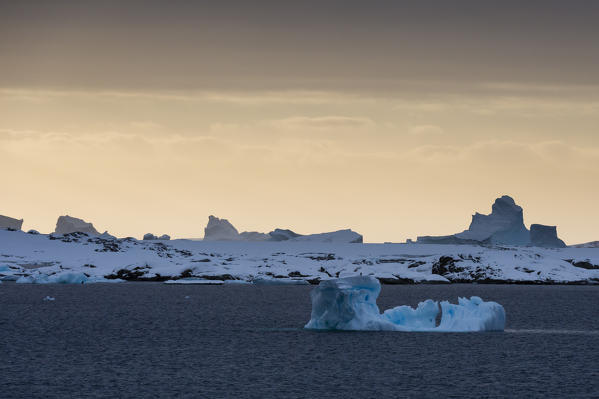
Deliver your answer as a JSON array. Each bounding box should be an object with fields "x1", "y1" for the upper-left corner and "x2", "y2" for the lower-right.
[
  {"x1": 304, "y1": 276, "x2": 506, "y2": 332},
  {"x1": 417, "y1": 195, "x2": 566, "y2": 247},
  {"x1": 203, "y1": 215, "x2": 363, "y2": 243},
  {"x1": 455, "y1": 195, "x2": 530, "y2": 245},
  {"x1": 203, "y1": 215, "x2": 240, "y2": 241},
  {"x1": 0, "y1": 214, "x2": 23, "y2": 230},
  {"x1": 530, "y1": 224, "x2": 566, "y2": 248},
  {"x1": 54, "y1": 215, "x2": 100, "y2": 236}
]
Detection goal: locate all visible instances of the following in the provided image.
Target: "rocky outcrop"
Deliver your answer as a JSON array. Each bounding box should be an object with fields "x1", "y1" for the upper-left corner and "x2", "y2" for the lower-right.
[
  {"x1": 530, "y1": 224, "x2": 566, "y2": 248},
  {"x1": 54, "y1": 215, "x2": 100, "y2": 236},
  {"x1": 0, "y1": 214, "x2": 23, "y2": 230}
]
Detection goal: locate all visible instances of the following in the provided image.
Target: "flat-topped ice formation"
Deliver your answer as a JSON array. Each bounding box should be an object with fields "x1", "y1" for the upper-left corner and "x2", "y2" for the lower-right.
[
  {"x1": 530, "y1": 224, "x2": 566, "y2": 248},
  {"x1": 143, "y1": 233, "x2": 171, "y2": 241},
  {"x1": 417, "y1": 195, "x2": 566, "y2": 248},
  {"x1": 1, "y1": 228, "x2": 598, "y2": 285},
  {"x1": 202, "y1": 215, "x2": 363, "y2": 243},
  {"x1": 54, "y1": 215, "x2": 100, "y2": 236},
  {"x1": 304, "y1": 276, "x2": 506, "y2": 332},
  {"x1": 0, "y1": 214, "x2": 23, "y2": 230}
]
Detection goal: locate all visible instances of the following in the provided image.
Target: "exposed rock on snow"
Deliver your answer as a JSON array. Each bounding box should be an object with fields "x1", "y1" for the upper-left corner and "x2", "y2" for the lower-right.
[
  {"x1": 0, "y1": 214, "x2": 23, "y2": 230},
  {"x1": 54, "y1": 215, "x2": 100, "y2": 236},
  {"x1": 203, "y1": 215, "x2": 239, "y2": 241},
  {"x1": 530, "y1": 224, "x2": 566, "y2": 248},
  {"x1": 417, "y1": 195, "x2": 566, "y2": 247},
  {"x1": 0, "y1": 229, "x2": 598, "y2": 284}
]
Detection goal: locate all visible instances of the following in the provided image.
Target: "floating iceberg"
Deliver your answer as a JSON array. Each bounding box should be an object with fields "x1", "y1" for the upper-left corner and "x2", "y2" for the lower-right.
[
  {"x1": 304, "y1": 276, "x2": 505, "y2": 332},
  {"x1": 164, "y1": 279, "x2": 224, "y2": 285}
]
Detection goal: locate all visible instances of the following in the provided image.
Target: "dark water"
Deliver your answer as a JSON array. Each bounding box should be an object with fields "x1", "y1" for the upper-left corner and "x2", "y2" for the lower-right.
[{"x1": 1, "y1": 283, "x2": 599, "y2": 398}]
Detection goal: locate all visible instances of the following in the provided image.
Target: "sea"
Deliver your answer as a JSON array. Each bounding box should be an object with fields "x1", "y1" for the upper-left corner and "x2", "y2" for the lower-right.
[{"x1": 1, "y1": 283, "x2": 598, "y2": 398}]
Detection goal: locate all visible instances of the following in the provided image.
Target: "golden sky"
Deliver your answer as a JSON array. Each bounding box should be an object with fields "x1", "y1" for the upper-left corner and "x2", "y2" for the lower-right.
[{"x1": 1, "y1": 1, "x2": 598, "y2": 243}]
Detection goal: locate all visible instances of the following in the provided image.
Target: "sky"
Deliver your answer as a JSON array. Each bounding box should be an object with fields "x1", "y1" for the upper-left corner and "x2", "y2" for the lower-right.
[{"x1": 1, "y1": 0, "x2": 598, "y2": 243}]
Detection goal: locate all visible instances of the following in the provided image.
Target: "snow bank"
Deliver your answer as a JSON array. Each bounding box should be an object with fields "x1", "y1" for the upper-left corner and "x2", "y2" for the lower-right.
[{"x1": 304, "y1": 276, "x2": 505, "y2": 332}]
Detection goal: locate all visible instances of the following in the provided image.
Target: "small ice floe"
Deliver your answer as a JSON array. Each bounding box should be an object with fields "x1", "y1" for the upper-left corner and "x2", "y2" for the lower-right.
[
  {"x1": 164, "y1": 279, "x2": 224, "y2": 285},
  {"x1": 17, "y1": 272, "x2": 88, "y2": 284},
  {"x1": 184, "y1": 295, "x2": 191, "y2": 299},
  {"x1": 15, "y1": 272, "x2": 123, "y2": 284},
  {"x1": 305, "y1": 276, "x2": 506, "y2": 332},
  {"x1": 252, "y1": 277, "x2": 310, "y2": 285},
  {"x1": 43, "y1": 296, "x2": 55, "y2": 301}
]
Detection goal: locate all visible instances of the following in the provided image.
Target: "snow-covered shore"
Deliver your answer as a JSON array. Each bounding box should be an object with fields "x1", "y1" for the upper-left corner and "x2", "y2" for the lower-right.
[{"x1": 1, "y1": 229, "x2": 598, "y2": 285}]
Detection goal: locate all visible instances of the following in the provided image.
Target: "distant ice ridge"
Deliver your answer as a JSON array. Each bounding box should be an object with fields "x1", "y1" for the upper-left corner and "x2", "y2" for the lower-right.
[
  {"x1": 304, "y1": 276, "x2": 506, "y2": 332},
  {"x1": 202, "y1": 215, "x2": 362, "y2": 243}
]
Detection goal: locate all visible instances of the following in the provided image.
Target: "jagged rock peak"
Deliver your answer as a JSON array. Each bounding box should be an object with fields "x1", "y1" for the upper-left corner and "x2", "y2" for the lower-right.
[
  {"x1": 0, "y1": 214, "x2": 23, "y2": 230},
  {"x1": 54, "y1": 215, "x2": 100, "y2": 236},
  {"x1": 203, "y1": 215, "x2": 240, "y2": 241}
]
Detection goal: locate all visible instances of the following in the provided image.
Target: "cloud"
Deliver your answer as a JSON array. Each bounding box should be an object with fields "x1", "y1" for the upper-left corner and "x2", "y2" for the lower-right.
[
  {"x1": 409, "y1": 125, "x2": 445, "y2": 135},
  {"x1": 128, "y1": 121, "x2": 163, "y2": 130},
  {"x1": 403, "y1": 140, "x2": 599, "y2": 171},
  {"x1": 269, "y1": 115, "x2": 375, "y2": 130},
  {"x1": 0, "y1": 88, "x2": 376, "y2": 106}
]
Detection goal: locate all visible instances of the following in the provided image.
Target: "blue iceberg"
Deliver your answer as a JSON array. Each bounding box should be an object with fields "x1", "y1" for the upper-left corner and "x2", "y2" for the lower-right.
[{"x1": 304, "y1": 276, "x2": 505, "y2": 332}]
